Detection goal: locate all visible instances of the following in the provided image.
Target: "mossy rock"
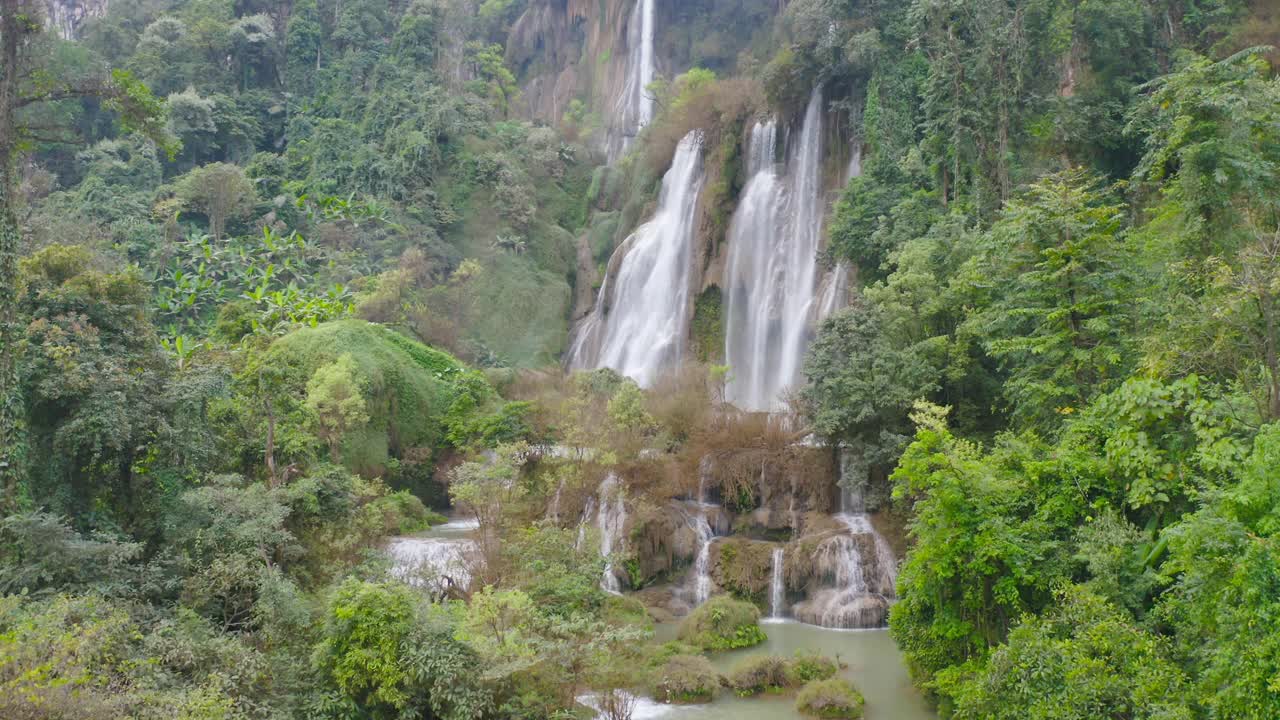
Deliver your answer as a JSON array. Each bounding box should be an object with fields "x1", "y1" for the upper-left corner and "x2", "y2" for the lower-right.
[
  {"x1": 795, "y1": 678, "x2": 865, "y2": 719},
  {"x1": 677, "y1": 595, "x2": 767, "y2": 651},
  {"x1": 709, "y1": 537, "x2": 775, "y2": 607},
  {"x1": 650, "y1": 653, "x2": 720, "y2": 704},
  {"x1": 265, "y1": 320, "x2": 468, "y2": 477}
]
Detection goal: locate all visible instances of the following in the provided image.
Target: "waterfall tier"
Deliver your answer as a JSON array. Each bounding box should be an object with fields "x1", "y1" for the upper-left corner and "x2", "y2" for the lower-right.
[
  {"x1": 607, "y1": 0, "x2": 656, "y2": 162},
  {"x1": 724, "y1": 87, "x2": 848, "y2": 411},
  {"x1": 768, "y1": 547, "x2": 786, "y2": 619},
  {"x1": 387, "y1": 517, "x2": 480, "y2": 597},
  {"x1": 596, "y1": 473, "x2": 629, "y2": 594},
  {"x1": 567, "y1": 131, "x2": 707, "y2": 386}
]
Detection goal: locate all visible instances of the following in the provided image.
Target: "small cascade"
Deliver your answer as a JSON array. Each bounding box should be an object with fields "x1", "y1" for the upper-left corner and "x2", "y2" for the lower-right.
[
  {"x1": 608, "y1": 0, "x2": 656, "y2": 162},
  {"x1": 768, "y1": 546, "x2": 786, "y2": 619},
  {"x1": 814, "y1": 261, "x2": 850, "y2": 324},
  {"x1": 677, "y1": 456, "x2": 721, "y2": 608},
  {"x1": 547, "y1": 479, "x2": 564, "y2": 523},
  {"x1": 844, "y1": 137, "x2": 863, "y2": 184},
  {"x1": 724, "y1": 87, "x2": 829, "y2": 411},
  {"x1": 567, "y1": 131, "x2": 707, "y2": 386},
  {"x1": 691, "y1": 513, "x2": 714, "y2": 605},
  {"x1": 792, "y1": 452, "x2": 898, "y2": 629},
  {"x1": 576, "y1": 495, "x2": 598, "y2": 550},
  {"x1": 596, "y1": 473, "x2": 629, "y2": 594},
  {"x1": 387, "y1": 516, "x2": 479, "y2": 596}
]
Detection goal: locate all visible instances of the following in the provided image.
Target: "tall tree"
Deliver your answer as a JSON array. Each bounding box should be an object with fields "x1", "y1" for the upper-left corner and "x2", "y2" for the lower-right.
[{"x1": 0, "y1": 0, "x2": 167, "y2": 510}]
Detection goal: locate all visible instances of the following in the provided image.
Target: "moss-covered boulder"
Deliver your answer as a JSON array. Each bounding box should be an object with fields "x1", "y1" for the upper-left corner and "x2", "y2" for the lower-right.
[
  {"x1": 796, "y1": 678, "x2": 865, "y2": 719},
  {"x1": 626, "y1": 500, "x2": 700, "y2": 587},
  {"x1": 650, "y1": 654, "x2": 720, "y2": 704},
  {"x1": 709, "y1": 537, "x2": 776, "y2": 606},
  {"x1": 677, "y1": 595, "x2": 767, "y2": 650}
]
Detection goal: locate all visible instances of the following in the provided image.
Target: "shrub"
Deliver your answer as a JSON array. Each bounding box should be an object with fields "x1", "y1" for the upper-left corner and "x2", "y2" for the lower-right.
[
  {"x1": 650, "y1": 654, "x2": 720, "y2": 703},
  {"x1": 677, "y1": 596, "x2": 767, "y2": 650},
  {"x1": 727, "y1": 654, "x2": 791, "y2": 696},
  {"x1": 787, "y1": 651, "x2": 840, "y2": 684},
  {"x1": 796, "y1": 678, "x2": 865, "y2": 719}
]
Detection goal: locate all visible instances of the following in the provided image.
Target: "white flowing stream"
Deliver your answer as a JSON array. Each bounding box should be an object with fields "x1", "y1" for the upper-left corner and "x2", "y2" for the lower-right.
[
  {"x1": 566, "y1": 131, "x2": 706, "y2": 385},
  {"x1": 608, "y1": 0, "x2": 656, "y2": 162},
  {"x1": 724, "y1": 87, "x2": 847, "y2": 411}
]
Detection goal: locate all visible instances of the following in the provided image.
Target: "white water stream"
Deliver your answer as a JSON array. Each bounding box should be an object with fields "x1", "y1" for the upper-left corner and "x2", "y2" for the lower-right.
[
  {"x1": 767, "y1": 546, "x2": 786, "y2": 619},
  {"x1": 596, "y1": 473, "x2": 629, "y2": 593},
  {"x1": 567, "y1": 131, "x2": 706, "y2": 385},
  {"x1": 386, "y1": 516, "x2": 479, "y2": 595},
  {"x1": 724, "y1": 87, "x2": 846, "y2": 410},
  {"x1": 608, "y1": 0, "x2": 656, "y2": 162}
]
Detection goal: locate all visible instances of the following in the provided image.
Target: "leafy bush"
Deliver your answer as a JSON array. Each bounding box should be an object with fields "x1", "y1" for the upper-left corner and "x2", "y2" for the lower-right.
[
  {"x1": 727, "y1": 654, "x2": 791, "y2": 696},
  {"x1": 795, "y1": 678, "x2": 865, "y2": 719},
  {"x1": 650, "y1": 654, "x2": 720, "y2": 703},
  {"x1": 677, "y1": 595, "x2": 767, "y2": 650},
  {"x1": 787, "y1": 651, "x2": 840, "y2": 684}
]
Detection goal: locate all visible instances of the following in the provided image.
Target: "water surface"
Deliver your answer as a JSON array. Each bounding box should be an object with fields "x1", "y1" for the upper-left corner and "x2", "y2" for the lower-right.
[{"x1": 637, "y1": 620, "x2": 934, "y2": 720}]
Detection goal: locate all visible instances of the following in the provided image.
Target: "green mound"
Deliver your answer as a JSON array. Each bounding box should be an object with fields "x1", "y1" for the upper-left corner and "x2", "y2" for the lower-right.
[
  {"x1": 796, "y1": 678, "x2": 865, "y2": 719},
  {"x1": 265, "y1": 319, "x2": 469, "y2": 476},
  {"x1": 677, "y1": 595, "x2": 767, "y2": 651}
]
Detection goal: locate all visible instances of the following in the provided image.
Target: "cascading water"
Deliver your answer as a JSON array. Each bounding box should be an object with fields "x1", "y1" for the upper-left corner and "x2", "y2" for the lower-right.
[
  {"x1": 596, "y1": 473, "x2": 629, "y2": 594},
  {"x1": 566, "y1": 131, "x2": 706, "y2": 386},
  {"x1": 790, "y1": 453, "x2": 898, "y2": 629},
  {"x1": 387, "y1": 517, "x2": 479, "y2": 596},
  {"x1": 768, "y1": 547, "x2": 786, "y2": 619},
  {"x1": 607, "y1": 0, "x2": 656, "y2": 162},
  {"x1": 724, "y1": 88, "x2": 831, "y2": 411}
]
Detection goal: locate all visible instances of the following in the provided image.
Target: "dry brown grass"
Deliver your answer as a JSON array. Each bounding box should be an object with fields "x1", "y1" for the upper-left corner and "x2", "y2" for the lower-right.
[{"x1": 643, "y1": 75, "x2": 765, "y2": 177}]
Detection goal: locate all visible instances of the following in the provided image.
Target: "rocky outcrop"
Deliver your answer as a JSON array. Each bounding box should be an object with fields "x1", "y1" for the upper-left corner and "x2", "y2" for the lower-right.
[
  {"x1": 709, "y1": 536, "x2": 775, "y2": 605},
  {"x1": 507, "y1": 0, "x2": 650, "y2": 157},
  {"x1": 699, "y1": 447, "x2": 837, "y2": 535}
]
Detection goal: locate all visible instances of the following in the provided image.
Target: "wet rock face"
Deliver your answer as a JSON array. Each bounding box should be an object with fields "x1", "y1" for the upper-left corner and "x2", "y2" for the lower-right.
[
  {"x1": 791, "y1": 590, "x2": 891, "y2": 630},
  {"x1": 708, "y1": 537, "x2": 775, "y2": 605},
  {"x1": 700, "y1": 447, "x2": 837, "y2": 534}
]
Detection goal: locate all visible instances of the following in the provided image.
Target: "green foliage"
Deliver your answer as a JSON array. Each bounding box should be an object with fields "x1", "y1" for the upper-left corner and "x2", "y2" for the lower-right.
[
  {"x1": 802, "y1": 299, "x2": 939, "y2": 466},
  {"x1": 795, "y1": 677, "x2": 865, "y2": 719},
  {"x1": 313, "y1": 579, "x2": 419, "y2": 710},
  {"x1": 677, "y1": 595, "x2": 767, "y2": 651},
  {"x1": 306, "y1": 354, "x2": 371, "y2": 462},
  {"x1": 787, "y1": 651, "x2": 840, "y2": 684},
  {"x1": 253, "y1": 320, "x2": 470, "y2": 475},
  {"x1": 960, "y1": 169, "x2": 1135, "y2": 429},
  {"x1": 889, "y1": 404, "x2": 1060, "y2": 679},
  {"x1": 938, "y1": 586, "x2": 1194, "y2": 720}
]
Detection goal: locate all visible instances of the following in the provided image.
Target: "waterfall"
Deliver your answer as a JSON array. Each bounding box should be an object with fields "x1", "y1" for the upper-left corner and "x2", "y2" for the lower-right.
[
  {"x1": 388, "y1": 537, "x2": 474, "y2": 594},
  {"x1": 792, "y1": 452, "x2": 899, "y2": 629},
  {"x1": 768, "y1": 547, "x2": 786, "y2": 619},
  {"x1": 596, "y1": 473, "x2": 628, "y2": 594},
  {"x1": 691, "y1": 513, "x2": 714, "y2": 605},
  {"x1": 844, "y1": 138, "x2": 863, "y2": 184},
  {"x1": 608, "y1": 0, "x2": 656, "y2": 162},
  {"x1": 724, "y1": 87, "x2": 828, "y2": 411},
  {"x1": 814, "y1": 262, "x2": 850, "y2": 324},
  {"x1": 567, "y1": 131, "x2": 707, "y2": 386},
  {"x1": 387, "y1": 517, "x2": 479, "y2": 596}
]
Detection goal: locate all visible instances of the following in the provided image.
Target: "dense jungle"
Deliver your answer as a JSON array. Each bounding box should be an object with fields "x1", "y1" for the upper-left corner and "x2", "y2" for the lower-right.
[{"x1": 1, "y1": 0, "x2": 1279, "y2": 718}]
